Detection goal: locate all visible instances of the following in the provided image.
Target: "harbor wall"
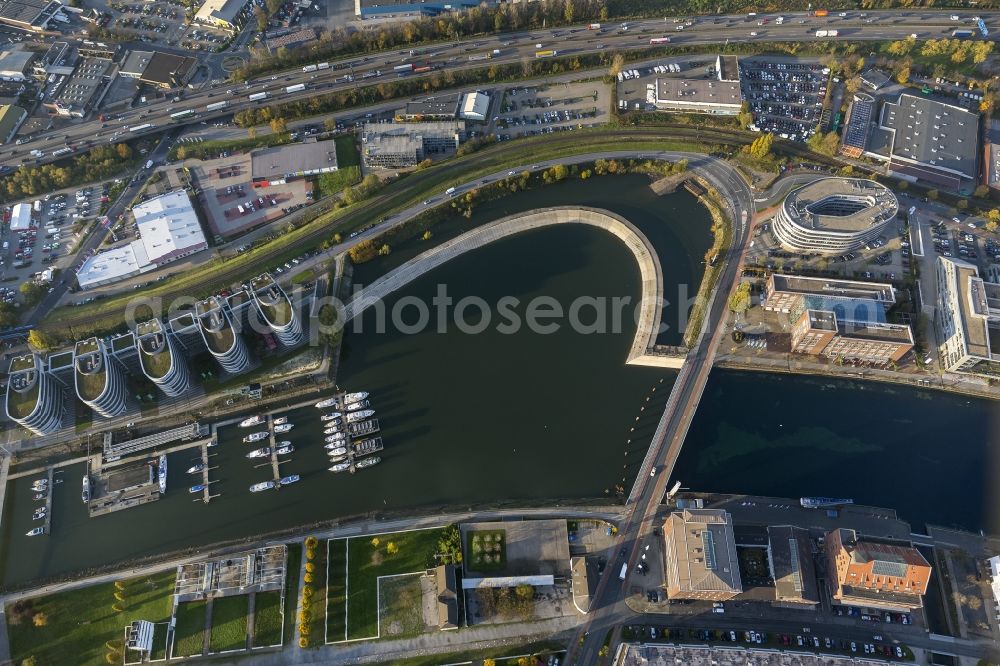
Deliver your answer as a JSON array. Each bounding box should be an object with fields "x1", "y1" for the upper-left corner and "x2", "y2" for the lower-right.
[{"x1": 343, "y1": 206, "x2": 682, "y2": 368}]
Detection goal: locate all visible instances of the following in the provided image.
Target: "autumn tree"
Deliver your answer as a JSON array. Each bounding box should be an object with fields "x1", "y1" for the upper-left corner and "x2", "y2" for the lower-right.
[{"x1": 728, "y1": 281, "x2": 751, "y2": 315}]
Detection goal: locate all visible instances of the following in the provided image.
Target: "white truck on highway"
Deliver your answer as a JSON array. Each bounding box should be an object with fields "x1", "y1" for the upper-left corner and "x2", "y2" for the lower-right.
[{"x1": 619, "y1": 563, "x2": 627, "y2": 580}]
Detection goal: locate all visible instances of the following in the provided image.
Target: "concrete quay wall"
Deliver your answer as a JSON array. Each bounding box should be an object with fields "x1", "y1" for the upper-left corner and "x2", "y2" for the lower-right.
[{"x1": 344, "y1": 206, "x2": 682, "y2": 368}]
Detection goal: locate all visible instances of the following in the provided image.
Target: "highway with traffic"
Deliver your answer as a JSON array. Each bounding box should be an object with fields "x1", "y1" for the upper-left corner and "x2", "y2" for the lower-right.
[{"x1": 5, "y1": 9, "x2": 996, "y2": 169}]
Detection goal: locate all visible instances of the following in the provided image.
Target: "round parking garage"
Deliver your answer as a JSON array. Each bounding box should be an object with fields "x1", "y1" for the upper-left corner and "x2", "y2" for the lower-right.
[{"x1": 772, "y1": 177, "x2": 898, "y2": 255}]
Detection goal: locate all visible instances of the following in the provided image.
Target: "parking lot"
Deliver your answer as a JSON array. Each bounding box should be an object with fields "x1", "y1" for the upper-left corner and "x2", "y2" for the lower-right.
[
  {"x1": 494, "y1": 82, "x2": 608, "y2": 140},
  {"x1": 0, "y1": 185, "x2": 108, "y2": 304},
  {"x1": 740, "y1": 58, "x2": 830, "y2": 141},
  {"x1": 191, "y1": 153, "x2": 313, "y2": 240},
  {"x1": 101, "y1": 0, "x2": 226, "y2": 49}
]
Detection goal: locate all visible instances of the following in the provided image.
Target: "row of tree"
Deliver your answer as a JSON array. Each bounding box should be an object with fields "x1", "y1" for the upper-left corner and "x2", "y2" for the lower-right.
[{"x1": 0, "y1": 144, "x2": 134, "y2": 202}]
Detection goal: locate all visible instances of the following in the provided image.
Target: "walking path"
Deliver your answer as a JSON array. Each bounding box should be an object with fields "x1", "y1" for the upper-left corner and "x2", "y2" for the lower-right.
[{"x1": 293, "y1": 538, "x2": 307, "y2": 649}]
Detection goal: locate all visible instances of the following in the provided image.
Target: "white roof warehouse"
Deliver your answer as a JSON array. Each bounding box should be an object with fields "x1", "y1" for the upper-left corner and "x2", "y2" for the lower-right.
[{"x1": 76, "y1": 190, "x2": 207, "y2": 290}]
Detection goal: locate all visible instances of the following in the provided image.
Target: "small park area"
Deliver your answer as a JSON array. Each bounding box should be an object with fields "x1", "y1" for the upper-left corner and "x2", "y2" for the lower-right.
[
  {"x1": 326, "y1": 526, "x2": 460, "y2": 642},
  {"x1": 5, "y1": 571, "x2": 174, "y2": 666}
]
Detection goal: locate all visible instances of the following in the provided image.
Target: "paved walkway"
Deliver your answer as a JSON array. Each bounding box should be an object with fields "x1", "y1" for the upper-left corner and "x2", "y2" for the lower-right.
[{"x1": 244, "y1": 615, "x2": 580, "y2": 665}]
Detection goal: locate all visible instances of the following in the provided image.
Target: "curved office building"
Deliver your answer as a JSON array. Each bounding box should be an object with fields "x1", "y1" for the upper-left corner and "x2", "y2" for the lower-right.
[
  {"x1": 250, "y1": 273, "x2": 304, "y2": 347},
  {"x1": 74, "y1": 338, "x2": 128, "y2": 418},
  {"x1": 196, "y1": 296, "x2": 250, "y2": 373},
  {"x1": 772, "y1": 178, "x2": 898, "y2": 254},
  {"x1": 5, "y1": 354, "x2": 64, "y2": 435},
  {"x1": 136, "y1": 319, "x2": 190, "y2": 396}
]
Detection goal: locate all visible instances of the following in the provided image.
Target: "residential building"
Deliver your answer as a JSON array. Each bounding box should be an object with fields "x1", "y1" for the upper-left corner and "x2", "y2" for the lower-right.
[
  {"x1": 193, "y1": 0, "x2": 249, "y2": 31},
  {"x1": 879, "y1": 93, "x2": 979, "y2": 191},
  {"x1": 74, "y1": 338, "x2": 128, "y2": 418},
  {"x1": 195, "y1": 296, "x2": 250, "y2": 373},
  {"x1": 790, "y1": 309, "x2": 913, "y2": 364},
  {"x1": 934, "y1": 255, "x2": 1000, "y2": 377},
  {"x1": 5, "y1": 353, "x2": 65, "y2": 435},
  {"x1": 767, "y1": 526, "x2": 819, "y2": 608},
  {"x1": 662, "y1": 508, "x2": 743, "y2": 601},
  {"x1": 772, "y1": 177, "x2": 898, "y2": 254},
  {"x1": 825, "y1": 528, "x2": 931, "y2": 611},
  {"x1": 249, "y1": 273, "x2": 304, "y2": 347},
  {"x1": 135, "y1": 319, "x2": 190, "y2": 397},
  {"x1": 251, "y1": 140, "x2": 338, "y2": 188},
  {"x1": 654, "y1": 55, "x2": 742, "y2": 115}
]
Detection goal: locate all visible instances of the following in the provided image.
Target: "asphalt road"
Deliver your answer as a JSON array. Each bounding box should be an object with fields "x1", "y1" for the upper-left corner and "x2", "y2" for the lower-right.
[
  {"x1": 23, "y1": 130, "x2": 178, "y2": 327},
  {"x1": 5, "y1": 9, "x2": 994, "y2": 167}
]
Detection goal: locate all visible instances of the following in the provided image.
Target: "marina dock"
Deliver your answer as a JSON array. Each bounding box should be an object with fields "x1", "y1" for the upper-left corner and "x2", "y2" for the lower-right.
[
  {"x1": 346, "y1": 418, "x2": 380, "y2": 438},
  {"x1": 352, "y1": 437, "x2": 383, "y2": 458},
  {"x1": 40, "y1": 469, "x2": 53, "y2": 534},
  {"x1": 199, "y1": 439, "x2": 219, "y2": 504}
]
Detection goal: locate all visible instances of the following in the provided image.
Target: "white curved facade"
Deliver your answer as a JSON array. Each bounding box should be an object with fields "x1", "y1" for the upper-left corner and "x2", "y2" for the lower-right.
[
  {"x1": 136, "y1": 319, "x2": 190, "y2": 397},
  {"x1": 5, "y1": 354, "x2": 64, "y2": 435},
  {"x1": 196, "y1": 296, "x2": 250, "y2": 373},
  {"x1": 772, "y1": 178, "x2": 898, "y2": 255},
  {"x1": 250, "y1": 273, "x2": 304, "y2": 347},
  {"x1": 74, "y1": 338, "x2": 128, "y2": 418}
]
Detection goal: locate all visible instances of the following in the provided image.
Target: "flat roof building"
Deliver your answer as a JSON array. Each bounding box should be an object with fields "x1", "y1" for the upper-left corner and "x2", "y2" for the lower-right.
[
  {"x1": 763, "y1": 273, "x2": 896, "y2": 324},
  {"x1": 399, "y1": 92, "x2": 462, "y2": 121},
  {"x1": 840, "y1": 92, "x2": 876, "y2": 159},
  {"x1": 354, "y1": 0, "x2": 479, "y2": 20},
  {"x1": 460, "y1": 519, "x2": 571, "y2": 588},
  {"x1": 988, "y1": 556, "x2": 1000, "y2": 622},
  {"x1": 119, "y1": 50, "x2": 197, "y2": 89},
  {"x1": 791, "y1": 309, "x2": 913, "y2": 365},
  {"x1": 10, "y1": 201, "x2": 30, "y2": 231},
  {"x1": 654, "y1": 54, "x2": 742, "y2": 115},
  {"x1": 194, "y1": 0, "x2": 249, "y2": 31},
  {"x1": 251, "y1": 139, "x2": 338, "y2": 187},
  {"x1": 0, "y1": 0, "x2": 62, "y2": 31},
  {"x1": 825, "y1": 528, "x2": 931, "y2": 611},
  {"x1": 77, "y1": 190, "x2": 207, "y2": 289},
  {"x1": 934, "y1": 255, "x2": 1000, "y2": 377},
  {"x1": 766, "y1": 526, "x2": 819, "y2": 608},
  {"x1": 0, "y1": 50, "x2": 33, "y2": 80},
  {"x1": 880, "y1": 93, "x2": 979, "y2": 191},
  {"x1": 362, "y1": 121, "x2": 464, "y2": 169},
  {"x1": 459, "y1": 91, "x2": 489, "y2": 121},
  {"x1": 663, "y1": 509, "x2": 742, "y2": 601},
  {"x1": 0, "y1": 104, "x2": 25, "y2": 143},
  {"x1": 860, "y1": 68, "x2": 890, "y2": 91},
  {"x1": 47, "y1": 56, "x2": 113, "y2": 118},
  {"x1": 771, "y1": 177, "x2": 898, "y2": 254},
  {"x1": 33, "y1": 41, "x2": 76, "y2": 78}
]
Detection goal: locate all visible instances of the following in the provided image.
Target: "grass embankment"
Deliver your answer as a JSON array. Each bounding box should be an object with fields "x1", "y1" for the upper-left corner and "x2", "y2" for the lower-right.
[
  {"x1": 252, "y1": 591, "x2": 283, "y2": 648},
  {"x1": 376, "y1": 640, "x2": 565, "y2": 666},
  {"x1": 5, "y1": 571, "x2": 175, "y2": 666},
  {"x1": 282, "y1": 543, "x2": 302, "y2": 646},
  {"x1": 173, "y1": 600, "x2": 208, "y2": 657},
  {"x1": 326, "y1": 537, "x2": 348, "y2": 642},
  {"x1": 43, "y1": 128, "x2": 741, "y2": 338},
  {"x1": 341, "y1": 527, "x2": 447, "y2": 640},
  {"x1": 169, "y1": 132, "x2": 292, "y2": 161},
  {"x1": 683, "y1": 186, "x2": 734, "y2": 349},
  {"x1": 315, "y1": 135, "x2": 362, "y2": 197},
  {"x1": 209, "y1": 595, "x2": 250, "y2": 653},
  {"x1": 305, "y1": 537, "x2": 328, "y2": 646}
]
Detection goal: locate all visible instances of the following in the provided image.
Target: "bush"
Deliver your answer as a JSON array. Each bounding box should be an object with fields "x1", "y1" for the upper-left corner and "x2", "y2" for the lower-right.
[
  {"x1": 304, "y1": 562, "x2": 315, "y2": 574},
  {"x1": 305, "y1": 548, "x2": 315, "y2": 561},
  {"x1": 303, "y1": 573, "x2": 314, "y2": 584},
  {"x1": 298, "y1": 636, "x2": 309, "y2": 648},
  {"x1": 31, "y1": 613, "x2": 47, "y2": 628},
  {"x1": 302, "y1": 586, "x2": 313, "y2": 598},
  {"x1": 304, "y1": 536, "x2": 318, "y2": 549}
]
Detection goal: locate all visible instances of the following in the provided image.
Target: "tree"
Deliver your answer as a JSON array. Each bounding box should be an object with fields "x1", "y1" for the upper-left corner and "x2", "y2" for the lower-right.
[
  {"x1": 305, "y1": 562, "x2": 315, "y2": 573},
  {"x1": 421, "y1": 230, "x2": 433, "y2": 241},
  {"x1": 264, "y1": 0, "x2": 281, "y2": 13},
  {"x1": 19, "y1": 282, "x2": 45, "y2": 307},
  {"x1": 728, "y1": 281, "x2": 751, "y2": 315},
  {"x1": 323, "y1": 117, "x2": 336, "y2": 132},
  {"x1": 974, "y1": 185, "x2": 989, "y2": 198},
  {"x1": 378, "y1": 243, "x2": 391, "y2": 256},
  {"x1": 254, "y1": 6, "x2": 268, "y2": 32},
  {"x1": 927, "y1": 189, "x2": 939, "y2": 201},
  {"x1": 304, "y1": 572, "x2": 314, "y2": 583},
  {"x1": 248, "y1": 127, "x2": 257, "y2": 139},
  {"x1": 737, "y1": 101, "x2": 754, "y2": 128},
  {"x1": 895, "y1": 65, "x2": 910, "y2": 85},
  {"x1": 484, "y1": 660, "x2": 496, "y2": 666},
  {"x1": 609, "y1": 53, "x2": 625, "y2": 78},
  {"x1": 957, "y1": 199, "x2": 968, "y2": 210},
  {"x1": 370, "y1": 537, "x2": 380, "y2": 548},
  {"x1": 745, "y1": 133, "x2": 773, "y2": 160},
  {"x1": 562, "y1": 0, "x2": 574, "y2": 23},
  {"x1": 269, "y1": 117, "x2": 287, "y2": 134},
  {"x1": 32, "y1": 612, "x2": 47, "y2": 627},
  {"x1": 386, "y1": 541, "x2": 398, "y2": 555},
  {"x1": 27, "y1": 329, "x2": 56, "y2": 351}
]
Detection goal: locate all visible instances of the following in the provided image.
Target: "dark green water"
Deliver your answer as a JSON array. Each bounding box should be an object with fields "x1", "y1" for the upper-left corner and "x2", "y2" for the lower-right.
[
  {"x1": 1, "y1": 175, "x2": 698, "y2": 587},
  {"x1": 674, "y1": 371, "x2": 1000, "y2": 534}
]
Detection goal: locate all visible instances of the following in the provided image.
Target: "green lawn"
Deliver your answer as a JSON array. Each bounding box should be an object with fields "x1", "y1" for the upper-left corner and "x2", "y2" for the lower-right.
[
  {"x1": 251, "y1": 591, "x2": 283, "y2": 648},
  {"x1": 209, "y1": 595, "x2": 249, "y2": 653},
  {"x1": 316, "y1": 166, "x2": 361, "y2": 198},
  {"x1": 378, "y1": 574, "x2": 426, "y2": 638},
  {"x1": 5, "y1": 571, "x2": 175, "y2": 666},
  {"x1": 334, "y1": 134, "x2": 360, "y2": 168},
  {"x1": 343, "y1": 527, "x2": 447, "y2": 640},
  {"x1": 150, "y1": 623, "x2": 169, "y2": 661},
  {"x1": 291, "y1": 267, "x2": 316, "y2": 284},
  {"x1": 283, "y1": 543, "x2": 302, "y2": 646},
  {"x1": 172, "y1": 600, "x2": 207, "y2": 658},
  {"x1": 326, "y1": 538, "x2": 348, "y2": 642}
]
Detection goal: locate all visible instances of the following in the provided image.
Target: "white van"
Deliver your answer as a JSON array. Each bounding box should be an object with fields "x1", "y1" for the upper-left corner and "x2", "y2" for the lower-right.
[{"x1": 445, "y1": 187, "x2": 456, "y2": 196}]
